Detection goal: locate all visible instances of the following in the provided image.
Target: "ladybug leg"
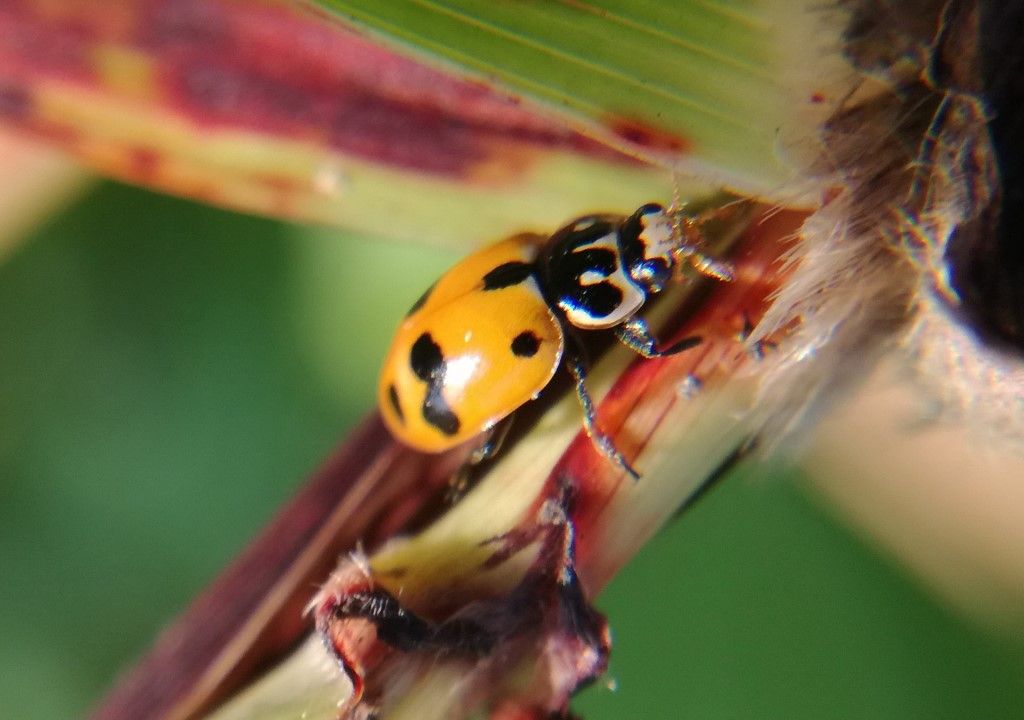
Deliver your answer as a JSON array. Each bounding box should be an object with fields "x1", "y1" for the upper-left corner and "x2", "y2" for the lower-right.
[
  {"x1": 564, "y1": 351, "x2": 641, "y2": 480},
  {"x1": 667, "y1": 202, "x2": 741, "y2": 282},
  {"x1": 469, "y1": 416, "x2": 515, "y2": 465},
  {"x1": 679, "y1": 248, "x2": 735, "y2": 282},
  {"x1": 447, "y1": 417, "x2": 516, "y2": 502},
  {"x1": 614, "y1": 316, "x2": 702, "y2": 358}
]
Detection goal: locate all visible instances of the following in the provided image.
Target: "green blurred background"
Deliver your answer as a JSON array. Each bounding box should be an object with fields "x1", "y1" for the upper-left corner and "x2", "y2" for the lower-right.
[{"x1": 2, "y1": 181, "x2": 1024, "y2": 719}]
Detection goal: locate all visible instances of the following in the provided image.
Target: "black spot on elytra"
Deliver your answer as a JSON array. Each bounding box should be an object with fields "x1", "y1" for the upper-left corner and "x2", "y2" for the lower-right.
[
  {"x1": 387, "y1": 384, "x2": 404, "y2": 423},
  {"x1": 410, "y1": 333, "x2": 443, "y2": 381},
  {"x1": 510, "y1": 331, "x2": 541, "y2": 357},
  {"x1": 482, "y1": 261, "x2": 533, "y2": 290},
  {"x1": 405, "y1": 282, "x2": 435, "y2": 317},
  {"x1": 424, "y1": 390, "x2": 460, "y2": 436},
  {"x1": 409, "y1": 333, "x2": 460, "y2": 436}
]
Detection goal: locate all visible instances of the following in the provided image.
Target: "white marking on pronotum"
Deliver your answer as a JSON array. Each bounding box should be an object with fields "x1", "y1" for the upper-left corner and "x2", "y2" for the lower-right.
[
  {"x1": 561, "y1": 232, "x2": 645, "y2": 329},
  {"x1": 638, "y1": 210, "x2": 676, "y2": 263}
]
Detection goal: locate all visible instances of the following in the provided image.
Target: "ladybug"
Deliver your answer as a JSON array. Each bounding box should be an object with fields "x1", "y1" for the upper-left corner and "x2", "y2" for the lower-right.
[{"x1": 378, "y1": 203, "x2": 730, "y2": 479}]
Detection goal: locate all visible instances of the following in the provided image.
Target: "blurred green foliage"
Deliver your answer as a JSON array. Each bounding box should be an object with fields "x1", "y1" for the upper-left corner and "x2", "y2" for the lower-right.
[{"x1": 1, "y1": 182, "x2": 1023, "y2": 719}]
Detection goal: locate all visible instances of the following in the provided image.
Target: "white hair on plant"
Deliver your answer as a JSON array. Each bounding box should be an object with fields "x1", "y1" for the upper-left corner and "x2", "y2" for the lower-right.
[{"x1": 741, "y1": 3, "x2": 1013, "y2": 454}]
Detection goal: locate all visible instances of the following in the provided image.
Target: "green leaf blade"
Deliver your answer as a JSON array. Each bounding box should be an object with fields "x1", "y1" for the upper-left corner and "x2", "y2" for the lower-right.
[{"x1": 316, "y1": 0, "x2": 845, "y2": 196}]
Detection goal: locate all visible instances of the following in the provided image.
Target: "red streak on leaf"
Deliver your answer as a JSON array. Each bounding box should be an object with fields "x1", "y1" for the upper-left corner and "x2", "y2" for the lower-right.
[
  {"x1": 0, "y1": 79, "x2": 78, "y2": 148},
  {"x1": 127, "y1": 146, "x2": 161, "y2": 181},
  {"x1": 0, "y1": 1, "x2": 96, "y2": 83},
  {"x1": 606, "y1": 115, "x2": 692, "y2": 156},
  {"x1": 0, "y1": 0, "x2": 641, "y2": 181}
]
